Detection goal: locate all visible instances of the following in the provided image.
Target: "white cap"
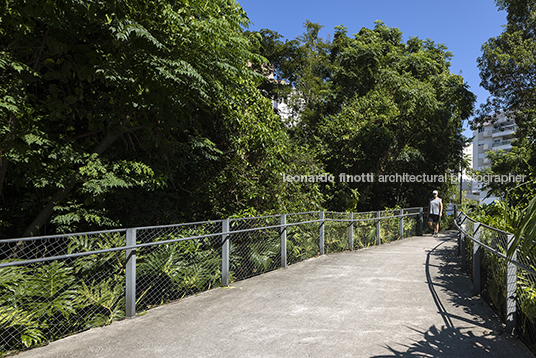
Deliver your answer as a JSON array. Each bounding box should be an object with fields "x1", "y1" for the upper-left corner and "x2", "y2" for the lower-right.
[{"x1": 432, "y1": 190, "x2": 438, "y2": 194}]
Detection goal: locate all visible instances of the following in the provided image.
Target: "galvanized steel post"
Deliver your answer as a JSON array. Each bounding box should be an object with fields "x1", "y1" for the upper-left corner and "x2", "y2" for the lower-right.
[
  {"x1": 376, "y1": 211, "x2": 381, "y2": 245},
  {"x1": 399, "y1": 208, "x2": 404, "y2": 240},
  {"x1": 454, "y1": 206, "x2": 458, "y2": 252},
  {"x1": 348, "y1": 212, "x2": 354, "y2": 251},
  {"x1": 280, "y1": 214, "x2": 287, "y2": 268},
  {"x1": 457, "y1": 223, "x2": 461, "y2": 257},
  {"x1": 319, "y1": 211, "x2": 325, "y2": 255},
  {"x1": 473, "y1": 223, "x2": 482, "y2": 295},
  {"x1": 460, "y1": 223, "x2": 466, "y2": 272},
  {"x1": 222, "y1": 219, "x2": 230, "y2": 286},
  {"x1": 506, "y1": 234, "x2": 517, "y2": 334},
  {"x1": 419, "y1": 207, "x2": 424, "y2": 236},
  {"x1": 125, "y1": 228, "x2": 137, "y2": 318}
]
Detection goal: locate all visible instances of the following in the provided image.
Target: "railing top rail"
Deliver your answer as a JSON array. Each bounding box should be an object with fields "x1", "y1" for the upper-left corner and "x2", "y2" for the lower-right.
[
  {"x1": 326, "y1": 207, "x2": 423, "y2": 216},
  {"x1": 130, "y1": 219, "x2": 224, "y2": 232},
  {"x1": 0, "y1": 219, "x2": 224, "y2": 244},
  {"x1": 229, "y1": 214, "x2": 281, "y2": 221},
  {"x1": 326, "y1": 212, "x2": 420, "y2": 223},
  {"x1": 285, "y1": 211, "x2": 323, "y2": 217},
  {"x1": 351, "y1": 210, "x2": 377, "y2": 215},
  {"x1": 455, "y1": 212, "x2": 536, "y2": 277},
  {"x1": 0, "y1": 218, "x2": 324, "y2": 269},
  {"x1": 0, "y1": 228, "x2": 127, "y2": 244},
  {"x1": 458, "y1": 211, "x2": 513, "y2": 236},
  {"x1": 1, "y1": 207, "x2": 425, "y2": 243}
]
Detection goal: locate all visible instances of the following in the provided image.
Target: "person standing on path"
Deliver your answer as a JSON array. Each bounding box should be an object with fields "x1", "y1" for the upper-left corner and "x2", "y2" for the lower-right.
[{"x1": 428, "y1": 190, "x2": 443, "y2": 237}]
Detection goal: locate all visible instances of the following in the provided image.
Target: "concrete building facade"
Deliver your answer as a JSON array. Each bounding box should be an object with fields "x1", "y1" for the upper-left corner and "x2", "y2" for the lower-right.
[{"x1": 471, "y1": 113, "x2": 517, "y2": 204}]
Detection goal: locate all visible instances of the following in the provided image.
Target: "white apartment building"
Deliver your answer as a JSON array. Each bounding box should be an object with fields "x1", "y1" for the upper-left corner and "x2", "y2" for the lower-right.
[
  {"x1": 472, "y1": 112, "x2": 517, "y2": 204},
  {"x1": 272, "y1": 92, "x2": 304, "y2": 125},
  {"x1": 460, "y1": 143, "x2": 479, "y2": 202},
  {"x1": 262, "y1": 64, "x2": 304, "y2": 125}
]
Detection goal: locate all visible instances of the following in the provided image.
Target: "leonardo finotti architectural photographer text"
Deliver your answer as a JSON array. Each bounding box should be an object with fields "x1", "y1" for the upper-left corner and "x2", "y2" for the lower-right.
[{"x1": 282, "y1": 173, "x2": 526, "y2": 184}]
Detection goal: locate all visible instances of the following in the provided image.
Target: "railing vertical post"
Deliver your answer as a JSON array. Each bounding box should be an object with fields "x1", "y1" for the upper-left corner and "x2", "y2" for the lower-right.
[
  {"x1": 348, "y1": 212, "x2": 354, "y2": 251},
  {"x1": 319, "y1": 211, "x2": 325, "y2": 255},
  {"x1": 280, "y1": 214, "x2": 287, "y2": 268},
  {"x1": 125, "y1": 228, "x2": 137, "y2": 319},
  {"x1": 506, "y1": 234, "x2": 517, "y2": 334},
  {"x1": 473, "y1": 223, "x2": 482, "y2": 295},
  {"x1": 460, "y1": 223, "x2": 466, "y2": 272},
  {"x1": 399, "y1": 208, "x2": 404, "y2": 240},
  {"x1": 419, "y1": 207, "x2": 424, "y2": 236},
  {"x1": 457, "y1": 219, "x2": 461, "y2": 257},
  {"x1": 376, "y1": 211, "x2": 381, "y2": 245},
  {"x1": 222, "y1": 219, "x2": 230, "y2": 287}
]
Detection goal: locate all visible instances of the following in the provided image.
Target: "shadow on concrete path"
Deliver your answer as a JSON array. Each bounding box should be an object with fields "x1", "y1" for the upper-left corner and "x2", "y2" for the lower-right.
[{"x1": 373, "y1": 236, "x2": 532, "y2": 358}]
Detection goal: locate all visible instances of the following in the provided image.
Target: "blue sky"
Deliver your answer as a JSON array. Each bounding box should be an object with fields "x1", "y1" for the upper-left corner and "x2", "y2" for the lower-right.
[{"x1": 239, "y1": 0, "x2": 507, "y2": 138}]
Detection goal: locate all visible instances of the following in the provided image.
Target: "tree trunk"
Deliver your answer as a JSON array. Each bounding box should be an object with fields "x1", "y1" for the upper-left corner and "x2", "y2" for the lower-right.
[
  {"x1": 22, "y1": 176, "x2": 78, "y2": 237},
  {"x1": 0, "y1": 155, "x2": 7, "y2": 201},
  {"x1": 22, "y1": 132, "x2": 121, "y2": 237}
]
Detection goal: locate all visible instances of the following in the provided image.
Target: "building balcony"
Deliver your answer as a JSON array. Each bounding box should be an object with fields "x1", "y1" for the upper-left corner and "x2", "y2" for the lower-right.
[
  {"x1": 492, "y1": 126, "x2": 516, "y2": 138},
  {"x1": 492, "y1": 124, "x2": 516, "y2": 132},
  {"x1": 492, "y1": 140, "x2": 512, "y2": 149}
]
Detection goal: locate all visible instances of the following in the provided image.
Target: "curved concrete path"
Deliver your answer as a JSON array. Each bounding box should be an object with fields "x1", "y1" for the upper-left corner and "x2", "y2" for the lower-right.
[{"x1": 16, "y1": 231, "x2": 534, "y2": 357}]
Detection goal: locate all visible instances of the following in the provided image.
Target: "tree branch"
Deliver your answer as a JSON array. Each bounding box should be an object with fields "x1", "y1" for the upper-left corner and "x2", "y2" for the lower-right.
[
  {"x1": 32, "y1": 27, "x2": 50, "y2": 72},
  {"x1": 22, "y1": 125, "x2": 145, "y2": 237},
  {"x1": 0, "y1": 154, "x2": 7, "y2": 201},
  {"x1": 71, "y1": 128, "x2": 106, "y2": 140}
]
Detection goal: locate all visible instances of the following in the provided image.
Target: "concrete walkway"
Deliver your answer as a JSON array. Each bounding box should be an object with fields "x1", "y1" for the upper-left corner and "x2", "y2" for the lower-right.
[{"x1": 16, "y1": 231, "x2": 534, "y2": 358}]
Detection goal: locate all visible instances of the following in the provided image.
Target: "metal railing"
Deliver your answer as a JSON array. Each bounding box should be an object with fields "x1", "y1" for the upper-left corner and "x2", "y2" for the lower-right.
[
  {"x1": 492, "y1": 125, "x2": 517, "y2": 134},
  {"x1": 455, "y1": 211, "x2": 536, "y2": 349},
  {"x1": 492, "y1": 140, "x2": 512, "y2": 147},
  {"x1": 0, "y1": 208, "x2": 423, "y2": 355}
]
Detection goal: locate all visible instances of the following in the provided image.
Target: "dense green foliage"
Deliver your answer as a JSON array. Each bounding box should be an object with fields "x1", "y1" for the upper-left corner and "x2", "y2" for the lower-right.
[
  {"x1": 475, "y1": 0, "x2": 536, "y2": 203},
  {"x1": 252, "y1": 22, "x2": 475, "y2": 211},
  {"x1": 0, "y1": 0, "x2": 324, "y2": 238},
  {"x1": 471, "y1": 2, "x2": 536, "y2": 340},
  {"x1": 6, "y1": 1, "x2": 536, "y2": 354},
  {"x1": 473, "y1": 0, "x2": 536, "y2": 255},
  {"x1": 1, "y1": 1, "x2": 473, "y2": 238}
]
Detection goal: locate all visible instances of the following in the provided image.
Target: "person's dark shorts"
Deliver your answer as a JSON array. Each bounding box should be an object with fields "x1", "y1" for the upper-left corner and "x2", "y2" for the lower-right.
[{"x1": 428, "y1": 214, "x2": 440, "y2": 223}]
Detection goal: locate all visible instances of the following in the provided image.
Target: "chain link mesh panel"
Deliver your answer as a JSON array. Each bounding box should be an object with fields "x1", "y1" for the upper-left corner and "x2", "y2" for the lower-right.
[
  {"x1": 464, "y1": 219, "x2": 475, "y2": 280},
  {"x1": 0, "y1": 229, "x2": 124, "y2": 263},
  {"x1": 380, "y1": 209, "x2": 402, "y2": 243},
  {"x1": 513, "y1": 237, "x2": 536, "y2": 352},
  {"x1": 286, "y1": 212, "x2": 321, "y2": 265},
  {"x1": 1, "y1": 231, "x2": 127, "y2": 356},
  {"x1": 325, "y1": 212, "x2": 350, "y2": 254},
  {"x1": 352, "y1": 211, "x2": 378, "y2": 249},
  {"x1": 457, "y1": 213, "x2": 536, "y2": 354},
  {"x1": 229, "y1": 215, "x2": 282, "y2": 282},
  {"x1": 135, "y1": 222, "x2": 223, "y2": 312},
  {"x1": 402, "y1": 208, "x2": 421, "y2": 238},
  {"x1": 478, "y1": 226, "x2": 509, "y2": 322}
]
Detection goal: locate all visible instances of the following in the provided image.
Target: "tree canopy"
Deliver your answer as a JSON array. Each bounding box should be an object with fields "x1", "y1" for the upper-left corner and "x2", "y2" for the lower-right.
[
  {"x1": 1, "y1": 2, "x2": 475, "y2": 238},
  {"x1": 0, "y1": 0, "x2": 325, "y2": 238},
  {"x1": 475, "y1": 0, "x2": 536, "y2": 203},
  {"x1": 252, "y1": 22, "x2": 475, "y2": 210}
]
